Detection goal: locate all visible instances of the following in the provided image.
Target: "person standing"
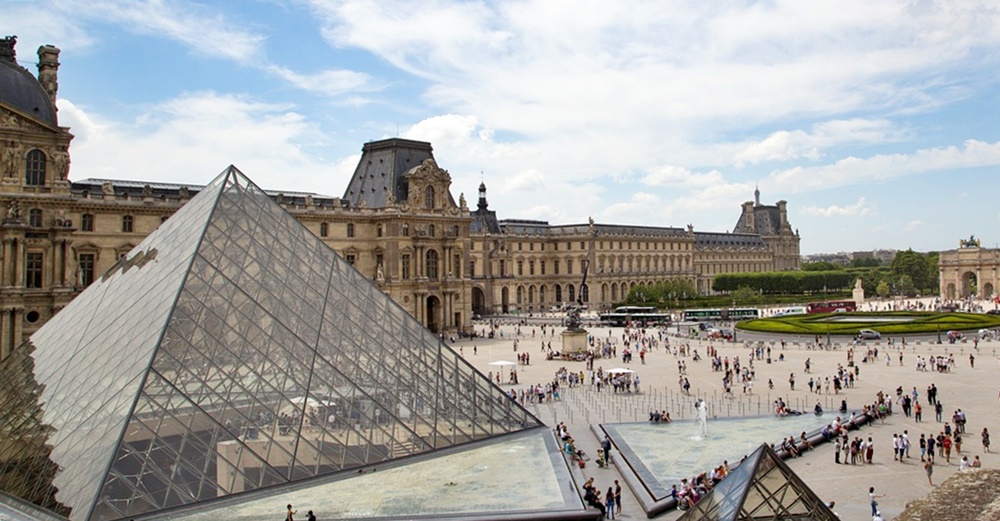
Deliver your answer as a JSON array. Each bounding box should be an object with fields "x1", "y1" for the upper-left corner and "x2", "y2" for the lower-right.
[
  {"x1": 924, "y1": 459, "x2": 934, "y2": 485},
  {"x1": 869, "y1": 487, "x2": 884, "y2": 517},
  {"x1": 286, "y1": 504, "x2": 297, "y2": 521},
  {"x1": 606, "y1": 486, "x2": 616, "y2": 519},
  {"x1": 614, "y1": 479, "x2": 623, "y2": 515},
  {"x1": 983, "y1": 427, "x2": 991, "y2": 453},
  {"x1": 307, "y1": 511, "x2": 316, "y2": 521}
]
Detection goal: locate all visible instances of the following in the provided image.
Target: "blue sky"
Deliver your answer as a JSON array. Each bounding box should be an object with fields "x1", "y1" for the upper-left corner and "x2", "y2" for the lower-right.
[{"x1": 7, "y1": 0, "x2": 1000, "y2": 254}]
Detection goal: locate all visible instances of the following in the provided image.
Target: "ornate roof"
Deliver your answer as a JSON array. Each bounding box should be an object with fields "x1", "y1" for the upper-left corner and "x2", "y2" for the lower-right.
[{"x1": 0, "y1": 36, "x2": 57, "y2": 126}]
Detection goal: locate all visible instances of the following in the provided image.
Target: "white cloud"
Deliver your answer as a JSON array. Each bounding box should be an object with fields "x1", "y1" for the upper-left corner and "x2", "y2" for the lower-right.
[
  {"x1": 640, "y1": 166, "x2": 724, "y2": 188},
  {"x1": 266, "y1": 65, "x2": 379, "y2": 98},
  {"x1": 769, "y1": 139, "x2": 1000, "y2": 193},
  {"x1": 801, "y1": 197, "x2": 874, "y2": 217},
  {"x1": 906, "y1": 220, "x2": 923, "y2": 231},
  {"x1": 732, "y1": 119, "x2": 905, "y2": 166},
  {"x1": 58, "y1": 92, "x2": 335, "y2": 193}
]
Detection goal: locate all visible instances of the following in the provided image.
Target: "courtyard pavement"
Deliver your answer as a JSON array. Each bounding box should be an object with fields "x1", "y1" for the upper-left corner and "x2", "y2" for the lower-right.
[{"x1": 454, "y1": 302, "x2": 1000, "y2": 521}]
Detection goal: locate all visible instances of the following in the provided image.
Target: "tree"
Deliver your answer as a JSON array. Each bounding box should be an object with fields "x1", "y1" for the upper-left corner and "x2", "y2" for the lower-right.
[
  {"x1": 850, "y1": 257, "x2": 882, "y2": 268},
  {"x1": 896, "y1": 274, "x2": 917, "y2": 297},
  {"x1": 802, "y1": 261, "x2": 841, "y2": 271},
  {"x1": 731, "y1": 285, "x2": 760, "y2": 305},
  {"x1": 890, "y1": 249, "x2": 930, "y2": 292},
  {"x1": 876, "y1": 280, "x2": 891, "y2": 298}
]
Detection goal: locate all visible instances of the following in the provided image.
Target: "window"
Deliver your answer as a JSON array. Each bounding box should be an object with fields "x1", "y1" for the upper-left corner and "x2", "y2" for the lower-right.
[
  {"x1": 529, "y1": 260, "x2": 535, "y2": 275},
  {"x1": 469, "y1": 259, "x2": 476, "y2": 277},
  {"x1": 425, "y1": 249, "x2": 439, "y2": 279},
  {"x1": 78, "y1": 253, "x2": 95, "y2": 286},
  {"x1": 554, "y1": 261, "x2": 560, "y2": 275},
  {"x1": 25, "y1": 149, "x2": 46, "y2": 186},
  {"x1": 530, "y1": 243, "x2": 534, "y2": 251},
  {"x1": 402, "y1": 223, "x2": 409, "y2": 236},
  {"x1": 26, "y1": 252, "x2": 43, "y2": 288},
  {"x1": 320, "y1": 222, "x2": 328, "y2": 237},
  {"x1": 453, "y1": 253, "x2": 461, "y2": 277},
  {"x1": 567, "y1": 259, "x2": 573, "y2": 274},
  {"x1": 517, "y1": 260, "x2": 523, "y2": 276},
  {"x1": 28, "y1": 209, "x2": 42, "y2": 227},
  {"x1": 81, "y1": 213, "x2": 94, "y2": 232},
  {"x1": 122, "y1": 215, "x2": 134, "y2": 233},
  {"x1": 425, "y1": 185, "x2": 435, "y2": 209},
  {"x1": 377, "y1": 224, "x2": 383, "y2": 237},
  {"x1": 428, "y1": 224, "x2": 435, "y2": 237},
  {"x1": 540, "y1": 260, "x2": 546, "y2": 275},
  {"x1": 401, "y1": 254, "x2": 411, "y2": 279},
  {"x1": 346, "y1": 223, "x2": 355, "y2": 238},
  {"x1": 499, "y1": 260, "x2": 506, "y2": 276},
  {"x1": 345, "y1": 254, "x2": 356, "y2": 266}
]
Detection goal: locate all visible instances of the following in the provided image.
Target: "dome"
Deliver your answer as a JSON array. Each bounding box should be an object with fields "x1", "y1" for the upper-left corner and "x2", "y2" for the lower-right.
[{"x1": 0, "y1": 37, "x2": 57, "y2": 126}]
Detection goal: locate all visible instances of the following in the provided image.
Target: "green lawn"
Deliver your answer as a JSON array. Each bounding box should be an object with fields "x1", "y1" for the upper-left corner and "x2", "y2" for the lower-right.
[{"x1": 736, "y1": 312, "x2": 1000, "y2": 335}]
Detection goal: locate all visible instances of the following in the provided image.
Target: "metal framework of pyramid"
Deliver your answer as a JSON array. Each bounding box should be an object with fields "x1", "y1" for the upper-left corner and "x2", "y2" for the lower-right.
[
  {"x1": 0, "y1": 167, "x2": 543, "y2": 521},
  {"x1": 676, "y1": 443, "x2": 838, "y2": 521}
]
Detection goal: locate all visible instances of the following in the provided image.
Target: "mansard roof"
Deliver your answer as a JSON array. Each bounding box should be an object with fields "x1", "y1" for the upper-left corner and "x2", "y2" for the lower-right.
[
  {"x1": 695, "y1": 231, "x2": 769, "y2": 249},
  {"x1": 343, "y1": 138, "x2": 457, "y2": 209}
]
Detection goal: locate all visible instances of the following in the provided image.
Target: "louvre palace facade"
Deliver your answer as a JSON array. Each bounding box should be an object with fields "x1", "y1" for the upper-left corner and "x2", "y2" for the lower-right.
[{"x1": 0, "y1": 36, "x2": 800, "y2": 358}]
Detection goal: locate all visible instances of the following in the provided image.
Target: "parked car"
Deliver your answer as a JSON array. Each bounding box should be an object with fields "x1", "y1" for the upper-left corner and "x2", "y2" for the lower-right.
[
  {"x1": 858, "y1": 329, "x2": 881, "y2": 340},
  {"x1": 986, "y1": 309, "x2": 1000, "y2": 315}
]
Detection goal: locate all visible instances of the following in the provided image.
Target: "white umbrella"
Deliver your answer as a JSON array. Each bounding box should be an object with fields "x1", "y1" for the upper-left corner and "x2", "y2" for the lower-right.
[
  {"x1": 488, "y1": 360, "x2": 517, "y2": 366},
  {"x1": 289, "y1": 396, "x2": 321, "y2": 407},
  {"x1": 605, "y1": 367, "x2": 634, "y2": 374}
]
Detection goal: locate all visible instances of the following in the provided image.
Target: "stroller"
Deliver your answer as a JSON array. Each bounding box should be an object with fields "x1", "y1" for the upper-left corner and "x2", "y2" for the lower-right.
[{"x1": 596, "y1": 449, "x2": 607, "y2": 468}]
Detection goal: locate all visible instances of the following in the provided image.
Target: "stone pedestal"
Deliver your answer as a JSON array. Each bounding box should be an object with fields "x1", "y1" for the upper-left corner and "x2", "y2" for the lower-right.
[
  {"x1": 852, "y1": 278, "x2": 865, "y2": 305},
  {"x1": 561, "y1": 328, "x2": 589, "y2": 355}
]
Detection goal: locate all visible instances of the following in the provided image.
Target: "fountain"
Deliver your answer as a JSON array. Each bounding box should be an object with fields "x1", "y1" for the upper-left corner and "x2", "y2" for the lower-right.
[{"x1": 695, "y1": 399, "x2": 708, "y2": 439}]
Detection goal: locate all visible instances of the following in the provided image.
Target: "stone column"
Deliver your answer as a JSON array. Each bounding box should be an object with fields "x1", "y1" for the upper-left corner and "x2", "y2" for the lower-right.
[
  {"x1": 52, "y1": 239, "x2": 64, "y2": 288},
  {"x1": 0, "y1": 309, "x2": 11, "y2": 361},
  {"x1": 1, "y1": 238, "x2": 12, "y2": 287}
]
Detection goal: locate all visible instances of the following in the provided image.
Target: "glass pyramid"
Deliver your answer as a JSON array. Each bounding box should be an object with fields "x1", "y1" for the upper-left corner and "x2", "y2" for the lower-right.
[
  {"x1": 0, "y1": 166, "x2": 543, "y2": 521},
  {"x1": 676, "y1": 443, "x2": 839, "y2": 521}
]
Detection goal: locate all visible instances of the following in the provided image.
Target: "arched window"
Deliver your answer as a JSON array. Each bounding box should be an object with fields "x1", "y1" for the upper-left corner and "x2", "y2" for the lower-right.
[
  {"x1": 581, "y1": 284, "x2": 590, "y2": 303},
  {"x1": 425, "y1": 249, "x2": 439, "y2": 279},
  {"x1": 425, "y1": 185, "x2": 435, "y2": 209},
  {"x1": 346, "y1": 223, "x2": 355, "y2": 238},
  {"x1": 25, "y1": 149, "x2": 46, "y2": 186},
  {"x1": 377, "y1": 224, "x2": 383, "y2": 237},
  {"x1": 81, "y1": 213, "x2": 94, "y2": 232},
  {"x1": 122, "y1": 215, "x2": 134, "y2": 233},
  {"x1": 320, "y1": 222, "x2": 328, "y2": 237},
  {"x1": 554, "y1": 285, "x2": 562, "y2": 303},
  {"x1": 28, "y1": 208, "x2": 42, "y2": 227},
  {"x1": 516, "y1": 286, "x2": 523, "y2": 304},
  {"x1": 567, "y1": 284, "x2": 576, "y2": 303}
]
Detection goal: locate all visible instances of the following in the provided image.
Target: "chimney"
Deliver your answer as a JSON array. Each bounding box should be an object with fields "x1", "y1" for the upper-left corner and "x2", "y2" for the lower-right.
[
  {"x1": 37, "y1": 45, "x2": 61, "y2": 108},
  {"x1": 777, "y1": 200, "x2": 788, "y2": 228}
]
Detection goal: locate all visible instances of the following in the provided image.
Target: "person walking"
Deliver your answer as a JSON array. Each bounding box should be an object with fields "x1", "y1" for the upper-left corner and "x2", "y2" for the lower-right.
[{"x1": 924, "y1": 460, "x2": 934, "y2": 485}]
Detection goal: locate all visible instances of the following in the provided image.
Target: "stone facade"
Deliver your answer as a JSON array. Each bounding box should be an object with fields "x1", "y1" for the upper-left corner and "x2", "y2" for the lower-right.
[
  {"x1": 0, "y1": 38, "x2": 803, "y2": 358},
  {"x1": 938, "y1": 239, "x2": 1000, "y2": 299}
]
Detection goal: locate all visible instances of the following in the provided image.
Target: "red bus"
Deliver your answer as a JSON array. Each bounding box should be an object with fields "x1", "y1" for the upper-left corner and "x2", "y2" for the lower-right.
[{"x1": 806, "y1": 300, "x2": 857, "y2": 313}]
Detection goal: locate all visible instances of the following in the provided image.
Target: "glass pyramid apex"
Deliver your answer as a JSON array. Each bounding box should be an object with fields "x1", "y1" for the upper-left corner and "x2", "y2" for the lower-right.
[
  {"x1": 677, "y1": 443, "x2": 839, "y2": 521},
  {"x1": 0, "y1": 166, "x2": 543, "y2": 521}
]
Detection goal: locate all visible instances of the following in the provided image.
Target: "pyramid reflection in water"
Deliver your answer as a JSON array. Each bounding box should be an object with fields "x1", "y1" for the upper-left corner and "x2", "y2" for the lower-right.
[{"x1": 0, "y1": 167, "x2": 545, "y2": 521}]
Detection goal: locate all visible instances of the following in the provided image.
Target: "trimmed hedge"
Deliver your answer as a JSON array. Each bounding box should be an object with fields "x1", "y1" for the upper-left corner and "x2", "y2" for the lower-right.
[{"x1": 736, "y1": 312, "x2": 1000, "y2": 336}]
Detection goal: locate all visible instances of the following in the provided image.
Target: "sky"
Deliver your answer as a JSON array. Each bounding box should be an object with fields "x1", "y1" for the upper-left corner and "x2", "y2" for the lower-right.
[{"x1": 5, "y1": 0, "x2": 1000, "y2": 255}]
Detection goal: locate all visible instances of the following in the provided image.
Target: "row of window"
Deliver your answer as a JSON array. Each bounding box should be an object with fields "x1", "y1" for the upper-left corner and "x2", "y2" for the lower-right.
[
  {"x1": 22, "y1": 252, "x2": 97, "y2": 289},
  {"x1": 510, "y1": 240, "x2": 693, "y2": 252},
  {"x1": 319, "y1": 222, "x2": 462, "y2": 239}
]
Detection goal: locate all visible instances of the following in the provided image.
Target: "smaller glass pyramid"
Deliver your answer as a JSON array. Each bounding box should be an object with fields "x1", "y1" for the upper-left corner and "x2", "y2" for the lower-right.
[
  {"x1": 677, "y1": 443, "x2": 839, "y2": 521},
  {"x1": 0, "y1": 166, "x2": 544, "y2": 521}
]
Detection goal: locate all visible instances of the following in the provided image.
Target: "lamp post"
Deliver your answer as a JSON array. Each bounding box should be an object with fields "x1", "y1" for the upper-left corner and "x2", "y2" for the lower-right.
[{"x1": 937, "y1": 323, "x2": 942, "y2": 345}]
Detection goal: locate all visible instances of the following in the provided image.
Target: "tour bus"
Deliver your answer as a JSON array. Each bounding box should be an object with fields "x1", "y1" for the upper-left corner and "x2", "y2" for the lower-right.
[
  {"x1": 805, "y1": 300, "x2": 857, "y2": 314},
  {"x1": 599, "y1": 306, "x2": 671, "y2": 327},
  {"x1": 683, "y1": 308, "x2": 760, "y2": 322}
]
